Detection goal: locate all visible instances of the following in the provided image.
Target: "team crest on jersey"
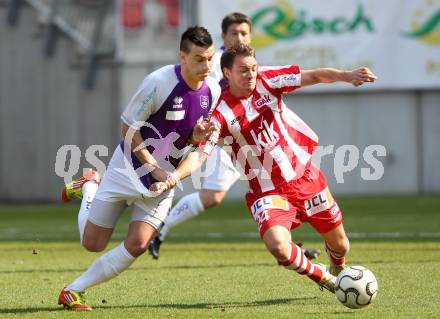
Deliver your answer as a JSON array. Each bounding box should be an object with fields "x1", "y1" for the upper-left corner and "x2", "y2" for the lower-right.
[
  {"x1": 173, "y1": 96, "x2": 183, "y2": 109},
  {"x1": 304, "y1": 187, "x2": 335, "y2": 216},
  {"x1": 200, "y1": 95, "x2": 209, "y2": 109}
]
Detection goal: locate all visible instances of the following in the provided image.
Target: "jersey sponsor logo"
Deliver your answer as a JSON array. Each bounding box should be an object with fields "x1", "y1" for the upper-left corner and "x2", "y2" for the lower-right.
[
  {"x1": 200, "y1": 95, "x2": 209, "y2": 109},
  {"x1": 173, "y1": 96, "x2": 183, "y2": 109},
  {"x1": 304, "y1": 187, "x2": 335, "y2": 216},
  {"x1": 269, "y1": 74, "x2": 298, "y2": 88},
  {"x1": 166, "y1": 110, "x2": 185, "y2": 121},
  {"x1": 254, "y1": 94, "x2": 271, "y2": 109},
  {"x1": 250, "y1": 119, "x2": 280, "y2": 152},
  {"x1": 284, "y1": 74, "x2": 298, "y2": 82}
]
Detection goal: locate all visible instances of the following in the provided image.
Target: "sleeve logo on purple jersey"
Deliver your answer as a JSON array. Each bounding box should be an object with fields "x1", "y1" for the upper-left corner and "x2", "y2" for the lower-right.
[
  {"x1": 200, "y1": 95, "x2": 209, "y2": 109},
  {"x1": 173, "y1": 96, "x2": 183, "y2": 109}
]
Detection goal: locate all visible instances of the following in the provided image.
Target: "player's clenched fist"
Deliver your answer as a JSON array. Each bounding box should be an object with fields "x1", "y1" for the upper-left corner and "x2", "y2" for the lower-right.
[
  {"x1": 347, "y1": 67, "x2": 378, "y2": 87},
  {"x1": 149, "y1": 172, "x2": 179, "y2": 195},
  {"x1": 191, "y1": 119, "x2": 217, "y2": 145}
]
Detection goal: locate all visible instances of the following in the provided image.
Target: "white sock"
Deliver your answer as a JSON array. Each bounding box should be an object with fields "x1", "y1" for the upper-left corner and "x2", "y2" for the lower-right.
[
  {"x1": 67, "y1": 242, "x2": 135, "y2": 292},
  {"x1": 78, "y1": 181, "x2": 99, "y2": 243},
  {"x1": 159, "y1": 192, "x2": 204, "y2": 241}
]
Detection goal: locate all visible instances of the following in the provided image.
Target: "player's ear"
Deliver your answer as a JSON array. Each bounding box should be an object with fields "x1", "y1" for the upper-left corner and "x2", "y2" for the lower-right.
[
  {"x1": 223, "y1": 67, "x2": 232, "y2": 80},
  {"x1": 179, "y1": 51, "x2": 186, "y2": 66}
]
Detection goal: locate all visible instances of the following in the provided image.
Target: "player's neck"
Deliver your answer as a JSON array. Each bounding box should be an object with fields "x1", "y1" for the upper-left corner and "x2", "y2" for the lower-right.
[
  {"x1": 180, "y1": 67, "x2": 204, "y2": 90},
  {"x1": 229, "y1": 86, "x2": 251, "y2": 99}
]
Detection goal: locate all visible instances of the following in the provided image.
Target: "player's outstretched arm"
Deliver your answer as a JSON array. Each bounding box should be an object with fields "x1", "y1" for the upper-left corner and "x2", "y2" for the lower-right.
[{"x1": 301, "y1": 67, "x2": 378, "y2": 87}]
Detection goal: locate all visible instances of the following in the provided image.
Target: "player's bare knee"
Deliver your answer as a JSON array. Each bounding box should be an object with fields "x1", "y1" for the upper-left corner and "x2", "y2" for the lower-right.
[
  {"x1": 267, "y1": 241, "x2": 290, "y2": 261},
  {"x1": 339, "y1": 239, "x2": 350, "y2": 255},
  {"x1": 82, "y1": 239, "x2": 107, "y2": 252},
  {"x1": 330, "y1": 238, "x2": 350, "y2": 256},
  {"x1": 124, "y1": 239, "x2": 149, "y2": 257},
  {"x1": 201, "y1": 190, "x2": 226, "y2": 209}
]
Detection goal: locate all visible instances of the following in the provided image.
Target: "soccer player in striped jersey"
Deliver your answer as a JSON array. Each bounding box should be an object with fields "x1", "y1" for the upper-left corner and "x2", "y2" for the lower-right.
[
  {"x1": 152, "y1": 43, "x2": 377, "y2": 293},
  {"x1": 57, "y1": 26, "x2": 221, "y2": 310},
  {"x1": 149, "y1": 12, "x2": 321, "y2": 261}
]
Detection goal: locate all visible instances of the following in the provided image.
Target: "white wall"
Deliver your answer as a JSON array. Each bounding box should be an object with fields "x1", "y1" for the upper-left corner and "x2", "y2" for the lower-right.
[{"x1": 0, "y1": 6, "x2": 120, "y2": 201}]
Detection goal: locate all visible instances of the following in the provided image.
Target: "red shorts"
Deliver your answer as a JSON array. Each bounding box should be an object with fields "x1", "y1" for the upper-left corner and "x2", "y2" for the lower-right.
[{"x1": 245, "y1": 164, "x2": 342, "y2": 238}]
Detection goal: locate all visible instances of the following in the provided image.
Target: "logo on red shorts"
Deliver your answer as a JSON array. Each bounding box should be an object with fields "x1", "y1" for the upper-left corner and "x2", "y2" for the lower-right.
[
  {"x1": 304, "y1": 188, "x2": 335, "y2": 216},
  {"x1": 250, "y1": 195, "x2": 289, "y2": 227}
]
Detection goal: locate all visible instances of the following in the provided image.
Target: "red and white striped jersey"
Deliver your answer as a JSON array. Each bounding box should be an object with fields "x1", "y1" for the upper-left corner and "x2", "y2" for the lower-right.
[{"x1": 201, "y1": 65, "x2": 319, "y2": 194}]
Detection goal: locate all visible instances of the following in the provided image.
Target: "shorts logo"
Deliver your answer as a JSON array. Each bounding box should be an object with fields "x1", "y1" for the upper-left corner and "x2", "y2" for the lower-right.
[
  {"x1": 250, "y1": 195, "x2": 289, "y2": 229},
  {"x1": 304, "y1": 187, "x2": 334, "y2": 216},
  {"x1": 330, "y1": 204, "x2": 340, "y2": 216},
  {"x1": 251, "y1": 195, "x2": 288, "y2": 216},
  {"x1": 254, "y1": 209, "x2": 270, "y2": 229},
  {"x1": 200, "y1": 95, "x2": 209, "y2": 109}
]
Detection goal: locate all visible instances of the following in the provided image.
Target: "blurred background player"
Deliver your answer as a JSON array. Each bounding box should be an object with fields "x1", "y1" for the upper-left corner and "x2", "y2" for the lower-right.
[
  {"x1": 149, "y1": 12, "x2": 321, "y2": 261},
  {"x1": 151, "y1": 43, "x2": 378, "y2": 293},
  {"x1": 57, "y1": 26, "x2": 220, "y2": 311}
]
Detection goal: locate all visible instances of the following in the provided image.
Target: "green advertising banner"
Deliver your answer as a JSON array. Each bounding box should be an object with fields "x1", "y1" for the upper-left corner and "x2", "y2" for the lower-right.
[{"x1": 200, "y1": 0, "x2": 440, "y2": 91}]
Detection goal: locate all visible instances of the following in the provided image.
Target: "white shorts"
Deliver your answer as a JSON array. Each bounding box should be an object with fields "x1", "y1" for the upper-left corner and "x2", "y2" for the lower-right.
[
  {"x1": 202, "y1": 146, "x2": 240, "y2": 191},
  {"x1": 89, "y1": 146, "x2": 174, "y2": 230}
]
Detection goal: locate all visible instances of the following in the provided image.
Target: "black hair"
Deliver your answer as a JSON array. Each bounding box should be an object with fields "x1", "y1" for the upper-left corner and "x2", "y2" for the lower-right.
[{"x1": 180, "y1": 26, "x2": 213, "y2": 53}]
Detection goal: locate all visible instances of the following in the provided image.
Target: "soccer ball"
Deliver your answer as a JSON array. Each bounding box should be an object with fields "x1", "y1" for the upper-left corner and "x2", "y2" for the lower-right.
[{"x1": 335, "y1": 265, "x2": 378, "y2": 309}]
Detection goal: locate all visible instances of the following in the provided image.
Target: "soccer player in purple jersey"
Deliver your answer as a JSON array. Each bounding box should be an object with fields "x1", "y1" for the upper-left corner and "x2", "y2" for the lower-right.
[{"x1": 57, "y1": 26, "x2": 221, "y2": 311}]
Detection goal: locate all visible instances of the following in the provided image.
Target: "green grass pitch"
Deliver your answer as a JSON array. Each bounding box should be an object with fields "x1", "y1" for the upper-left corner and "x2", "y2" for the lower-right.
[{"x1": 0, "y1": 195, "x2": 439, "y2": 318}]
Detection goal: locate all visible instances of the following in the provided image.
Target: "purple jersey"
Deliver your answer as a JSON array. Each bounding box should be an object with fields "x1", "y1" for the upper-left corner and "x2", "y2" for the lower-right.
[{"x1": 121, "y1": 64, "x2": 221, "y2": 188}]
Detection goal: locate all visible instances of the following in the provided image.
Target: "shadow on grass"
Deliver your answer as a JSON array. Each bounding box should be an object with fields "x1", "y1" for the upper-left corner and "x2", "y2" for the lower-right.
[
  {"x1": 98, "y1": 297, "x2": 317, "y2": 310},
  {"x1": 0, "y1": 297, "x2": 317, "y2": 314},
  {"x1": 0, "y1": 307, "x2": 63, "y2": 314},
  {"x1": 306, "y1": 310, "x2": 354, "y2": 315}
]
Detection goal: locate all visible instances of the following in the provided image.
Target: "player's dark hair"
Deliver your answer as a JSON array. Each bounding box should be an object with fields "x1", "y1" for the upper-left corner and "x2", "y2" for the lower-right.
[
  {"x1": 221, "y1": 12, "x2": 252, "y2": 34},
  {"x1": 220, "y1": 43, "x2": 256, "y2": 73},
  {"x1": 180, "y1": 26, "x2": 213, "y2": 53}
]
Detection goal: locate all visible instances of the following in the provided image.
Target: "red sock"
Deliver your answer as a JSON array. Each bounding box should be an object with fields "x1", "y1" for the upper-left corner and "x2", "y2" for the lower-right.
[{"x1": 278, "y1": 243, "x2": 323, "y2": 283}]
